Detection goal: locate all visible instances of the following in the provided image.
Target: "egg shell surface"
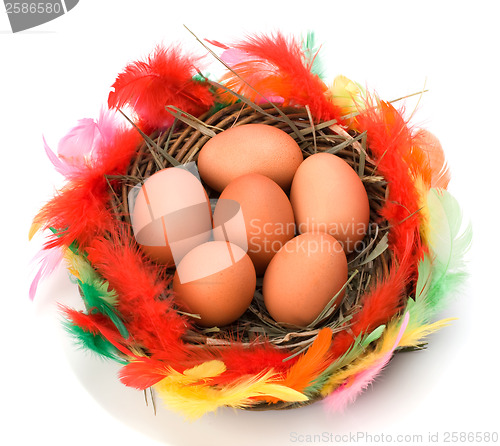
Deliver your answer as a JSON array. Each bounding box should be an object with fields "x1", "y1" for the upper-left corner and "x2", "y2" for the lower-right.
[
  {"x1": 213, "y1": 173, "x2": 295, "y2": 276},
  {"x1": 173, "y1": 241, "x2": 256, "y2": 327},
  {"x1": 290, "y1": 152, "x2": 370, "y2": 253},
  {"x1": 197, "y1": 123, "x2": 303, "y2": 192},
  {"x1": 131, "y1": 167, "x2": 212, "y2": 266},
  {"x1": 263, "y1": 232, "x2": 348, "y2": 327}
]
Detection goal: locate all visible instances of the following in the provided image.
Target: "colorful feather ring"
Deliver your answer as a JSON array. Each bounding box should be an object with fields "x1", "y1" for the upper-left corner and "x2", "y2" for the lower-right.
[{"x1": 30, "y1": 31, "x2": 471, "y2": 420}]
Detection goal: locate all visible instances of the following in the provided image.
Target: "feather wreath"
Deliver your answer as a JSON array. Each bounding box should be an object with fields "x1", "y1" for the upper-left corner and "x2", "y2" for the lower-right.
[{"x1": 30, "y1": 31, "x2": 471, "y2": 419}]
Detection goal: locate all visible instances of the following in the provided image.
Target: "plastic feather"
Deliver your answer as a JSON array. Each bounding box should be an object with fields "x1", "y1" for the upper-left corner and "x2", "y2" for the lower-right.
[
  {"x1": 108, "y1": 45, "x2": 214, "y2": 132},
  {"x1": 217, "y1": 32, "x2": 343, "y2": 123},
  {"x1": 154, "y1": 368, "x2": 307, "y2": 420},
  {"x1": 323, "y1": 313, "x2": 409, "y2": 412}
]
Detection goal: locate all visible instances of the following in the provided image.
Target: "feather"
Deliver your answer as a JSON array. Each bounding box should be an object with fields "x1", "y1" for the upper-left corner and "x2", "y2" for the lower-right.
[
  {"x1": 406, "y1": 188, "x2": 471, "y2": 327},
  {"x1": 58, "y1": 107, "x2": 119, "y2": 161},
  {"x1": 32, "y1": 126, "x2": 141, "y2": 249},
  {"x1": 63, "y1": 318, "x2": 127, "y2": 364},
  {"x1": 210, "y1": 342, "x2": 296, "y2": 385},
  {"x1": 120, "y1": 359, "x2": 227, "y2": 391},
  {"x1": 356, "y1": 99, "x2": 424, "y2": 262},
  {"x1": 323, "y1": 313, "x2": 409, "y2": 412},
  {"x1": 43, "y1": 108, "x2": 120, "y2": 178},
  {"x1": 57, "y1": 118, "x2": 98, "y2": 162},
  {"x1": 281, "y1": 328, "x2": 333, "y2": 394},
  {"x1": 85, "y1": 228, "x2": 190, "y2": 365},
  {"x1": 426, "y1": 188, "x2": 472, "y2": 276},
  {"x1": 43, "y1": 136, "x2": 81, "y2": 178},
  {"x1": 108, "y1": 45, "x2": 214, "y2": 132},
  {"x1": 414, "y1": 129, "x2": 450, "y2": 189},
  {"x1": 61, "y1": 306, "x2": 135, "y2": 359},
  {"x1": 301, "y1": 31, "x2": 325, "y2": 78},
  {"x1": 154, "y1": 368, "x2": 307, "y2": 420},
  {"x1": 29, "y1": 246, "x2": 64, "y2": 300},
  {"x1": 78, "y1": 280, "x2": 128, "y2": 339},
  {"x1": 217, "y1": 32, "x2": 343, "y2": 123},
  {"x1": 318, "y1": 325, "x2": 385, "y2": 396},
  {"x1": 326, "y1": 75, "x2": 365, "y2": 123},
  {"x1": 119, "y1": 358, "x2": 173, "y2": 390},
  {"x1": 399, "y1": 317, "x2": 455, "y2": 349},
  {"x1": 63, "y1": 249, "x2": 129, "y2": 338},
  {"x1": 33, "y1": 176, "x2": 114, "y2": 250}
]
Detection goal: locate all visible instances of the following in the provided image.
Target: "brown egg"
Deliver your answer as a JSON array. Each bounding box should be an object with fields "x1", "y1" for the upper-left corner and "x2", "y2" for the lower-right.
[
  {"x1": 197, "y1": 123, "x2": 303, "y2": 192},
  {"x1": 263, "y1": 232, "x2": 348, "y2": 327},
  {"x1": 213, "y1": 173, "x2": 295, "y2": 276},
  {"x1": 130, "y1": 167, "x2": 212, "y2": 266},
  {"x1": 173, "y1": 241, "x2": 256, "y2": 327},
  {"x1": 290, "y1": 152, "x2": 370, "y2": 253}
]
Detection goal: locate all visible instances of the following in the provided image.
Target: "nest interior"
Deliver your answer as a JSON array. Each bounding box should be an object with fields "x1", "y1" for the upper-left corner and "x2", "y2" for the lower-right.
[{"x1": 107, "y1": 102, "x2": 395, "y2": 359}]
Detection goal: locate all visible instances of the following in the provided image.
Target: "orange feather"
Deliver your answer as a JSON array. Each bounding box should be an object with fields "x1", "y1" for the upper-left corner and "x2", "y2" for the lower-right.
[{"x1": 281, "y1": 327, "x2": 333, "y2": 392}]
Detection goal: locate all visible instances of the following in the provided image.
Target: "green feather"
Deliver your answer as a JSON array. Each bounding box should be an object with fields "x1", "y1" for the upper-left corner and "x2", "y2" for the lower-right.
[
  {"x1": 78, "y1": 279, "x2": 129, "y2": 339},
  {"x1": 67, "y1": 251, "x2": 128, "y2": 338},
  {"x1": 302, "y1": 31, "x2": 325, "y2": 79},
  {"x1": 407, "y1": 188, "x2": 472, "y2": 326},
  {"x1": 63, "y1": 319, "x2": 126, "y2": 364},
  {"x1": 305, "y1": 325, "x2": 385, "y2": 395}
]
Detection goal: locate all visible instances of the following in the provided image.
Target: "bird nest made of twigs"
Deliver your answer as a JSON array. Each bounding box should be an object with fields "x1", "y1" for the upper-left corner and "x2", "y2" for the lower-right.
[{"x1": 30, "y1": 32, "x2": 470, "y2": 419}]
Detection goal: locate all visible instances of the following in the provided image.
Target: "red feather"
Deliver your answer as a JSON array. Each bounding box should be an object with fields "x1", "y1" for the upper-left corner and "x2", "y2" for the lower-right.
[
  {"x1": 356, "y1": 100, "x2": 424, "y2": 263},
  {"x1": 61, "y1": 306, "x2": 135, "y2": 358},
  {"x1": 86, "y1": 228, "x2": 190, "y2": 365},
  {"x1": 208, "y1": 342, "x2": 297, "y2": 385},
  {"x1": 34, "y1": 127, "x2": 141, "y2": 250},
  {"x1": 108, "y1": 45, "x2": 214, "y2": 132},
  {"x1": 218, "y1": 32, "x2": 343, "y2": 123},
  {"x1": 119, "y1": 358, "x2": 172, "y2": 390}
]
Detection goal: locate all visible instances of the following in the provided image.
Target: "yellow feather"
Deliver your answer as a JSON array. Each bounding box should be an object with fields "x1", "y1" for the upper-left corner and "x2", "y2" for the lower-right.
[
  {"x1": 320, "y1": 317, "x2": 405, "y2": 396},
  {"x1": 29, "y1": 222, "x2": 42, "y2": 240},
  {"x1": 179, "y1": 360, "x2": 227, "y2": 383},
  {"x1": 399, "y1": 318, "x2": 456, "y2": 348},
  {"x1": 154, "y1": 369, "x2": 308, "y2": 420}
]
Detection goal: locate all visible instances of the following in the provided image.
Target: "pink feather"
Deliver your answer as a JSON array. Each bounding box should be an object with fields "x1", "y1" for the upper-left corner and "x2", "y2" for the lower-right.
[
  {"x1": 58, "y1": 107, "x2": 119, "y2": 162},
  {"x1": 44, "y1": 108, "x2": 120, "y2": 178},
  {"x1": 43, "y1": 136, "x2": 81, "y2": 178},
  {"x1": 324, "y1": 312, "x2": 410, "y2": 412},
  {"x1": 29, "y1": 246, "x2": 65, "y2": 300}
]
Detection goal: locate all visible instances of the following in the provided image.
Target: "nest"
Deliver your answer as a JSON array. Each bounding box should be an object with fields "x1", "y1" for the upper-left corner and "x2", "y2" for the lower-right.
[
  {"x1": 107, "y1": 102, "x2": 396, "y2": 360},
  {"x1": 32, "y1": 33, "x2": 469, "y2": 418}
]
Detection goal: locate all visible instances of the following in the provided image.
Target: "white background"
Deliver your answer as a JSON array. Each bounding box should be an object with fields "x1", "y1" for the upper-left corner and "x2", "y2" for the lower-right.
[{"x1": 1, "y1": 1, "x2": 498, "y2": 445}]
